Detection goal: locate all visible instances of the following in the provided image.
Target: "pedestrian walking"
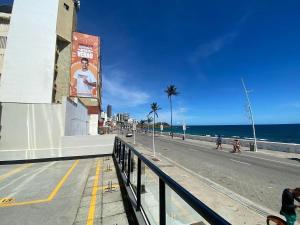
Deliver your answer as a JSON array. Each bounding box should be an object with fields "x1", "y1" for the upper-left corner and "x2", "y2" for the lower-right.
[
  {"x1": 231, "y1": 139, "x2": 241, "y2": 153},
  {"x1": 280, "y1": 188, "x2": 300, "y2": 225},
  {"x1": 216, "y1": 135, "x2": 222, "y2": 150}
]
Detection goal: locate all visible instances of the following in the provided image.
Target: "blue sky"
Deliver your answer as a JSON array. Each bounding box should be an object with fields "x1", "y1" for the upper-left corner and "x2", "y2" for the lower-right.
[{"x1": 6, "y1": 0, "x2": 300, "y2": 125}]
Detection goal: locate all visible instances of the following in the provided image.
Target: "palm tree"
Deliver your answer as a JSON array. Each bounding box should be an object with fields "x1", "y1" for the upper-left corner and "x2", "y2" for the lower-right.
[
  {"x1": 146, "y1": 115, "x2": 153, "y2": 133},
  {"x1": 165, "y1": 85, "x2": 179, "y2": 138},
  {"x1": 149, "y1": 102, "x2": 161, "y2": 157},
  {"x1": 139, "y1": 119, "x2": 146, "y2": 128}
]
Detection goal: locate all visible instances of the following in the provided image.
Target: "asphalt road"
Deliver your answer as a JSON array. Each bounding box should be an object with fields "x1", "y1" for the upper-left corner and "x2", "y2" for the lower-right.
[{"x1": 134, "y1": 133, "x2": 300, "y2": 214}]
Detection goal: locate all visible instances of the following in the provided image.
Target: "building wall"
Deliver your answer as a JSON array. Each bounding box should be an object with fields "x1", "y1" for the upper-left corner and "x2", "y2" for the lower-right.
[
  {"x1": 0, "y1": 103, "x2": 65, "y2": 150},
  {"x1": 54, "y1": 40, "x2": 72, "y2": 103},
  {"x1": 0, "y1": 97, "x2": 89, "y2": 150},
  {"x1": 54, "y1": 0, "x2": 77, "y2": 103},
  {"x1": 0, "y1": 12, "x2": 10, "y2": 75},
  {"x1": 64, "y1": 98, "x2": 89, "y2": 136},
  {"x1": 89, "y1": 114, "x2": 99, "y2": 135},
  {"x1": 56, "y1": 0, "x2": 76, "y2": 42},
  {"x1": 0, "y1": 0, "x2": 59, "y2": 103}
]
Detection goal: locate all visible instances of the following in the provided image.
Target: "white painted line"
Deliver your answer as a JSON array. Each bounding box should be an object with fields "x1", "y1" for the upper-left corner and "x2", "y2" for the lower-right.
[
  {"x1": 230, "y1": 159, "x2": 251, "y2": 166},
  {"x1": 0, "y1": 162, "x2": 56, "y2": 191},
  {"x1": 244, "y1": 154, "x2": 300, "y2": 168},
  {"x1": 12, "y1": 162, "x2": 56, "y2": 194},
  {"x1": 0, "y1": 144, "x2": 113, "y2": 152}
]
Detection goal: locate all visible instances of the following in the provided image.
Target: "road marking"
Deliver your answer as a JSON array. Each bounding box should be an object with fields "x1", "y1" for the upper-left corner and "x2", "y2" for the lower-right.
[
  {"x1": 47, "y1": 160, "x2": 79, "y2": 201},
  {"x1": 86, "y1": 160, "x2": 101, "y2": 225},
  {"x1": 0, "y1": 164, "x2": 32, "y2": 182},
  {"x1": 0, "y1": 162, "x2": 56, "y2": 191},
  {"x1": 230, "y1": 159, "x2": 251, "y2": 165},
  {"x1": 0, "y1": 160, "x2": 79, "y2": 207},
  {"x1": 11, "y1": 162, "x2": 57, "y2": 195},
  {"x1": 244, "y1": 155, "x2": 300, "y2": 167},
  {"x1": 0, "y1": 198, "x2": 14, "y2": 203}
]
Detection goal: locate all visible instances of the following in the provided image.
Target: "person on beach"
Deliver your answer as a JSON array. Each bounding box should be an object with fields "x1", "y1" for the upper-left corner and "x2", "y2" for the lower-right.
[
  {"x1": 280, "y1": 188, "x2": 300, "y2": 225},
  {"x1": 216, "y1": 135, "x2": 222, "y2": 150},
  {"x1": 231, "y1": 139, "x2": 241, "y2": 153}
]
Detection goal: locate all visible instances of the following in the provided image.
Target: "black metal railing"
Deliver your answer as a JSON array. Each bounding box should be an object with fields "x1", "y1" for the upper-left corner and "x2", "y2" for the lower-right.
[{"x1": 113, "y1": 136, "x2": 231, "y2": 225}]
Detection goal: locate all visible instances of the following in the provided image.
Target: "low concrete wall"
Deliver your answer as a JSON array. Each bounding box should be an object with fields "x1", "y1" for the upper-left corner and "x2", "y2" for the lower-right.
[
  {"x1": 164, "y1": 132, "x2": 300, "y2": 154},
  {"x1": 0, "y1": 134, "x2": 115, "y2": 161},
  {"x1": 0, "y1": 97, "x2": 90, "y2": 150},
  {"x1": 0, "y1": 102, "x2": 65, "y2": 150}
]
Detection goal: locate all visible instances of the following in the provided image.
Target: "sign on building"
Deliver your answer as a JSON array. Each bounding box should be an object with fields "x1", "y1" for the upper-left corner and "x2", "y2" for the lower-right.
[{"x1": 70, "y1": 32, "x2": 99, "y2": 98}]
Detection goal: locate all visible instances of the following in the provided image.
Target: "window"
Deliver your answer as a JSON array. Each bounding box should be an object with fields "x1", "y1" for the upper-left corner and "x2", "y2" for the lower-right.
[
  {"x1": 63, "y1": 3, "x2": 69, "y2": 10},
  {"x1": 0, "y1": 36, "x2": 7, "y2": 49}
]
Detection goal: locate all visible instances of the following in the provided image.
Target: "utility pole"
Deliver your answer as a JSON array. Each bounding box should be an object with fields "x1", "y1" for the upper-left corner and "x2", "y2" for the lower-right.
[
  {"x1": 182, "y1": 120, "x2": 186, "y2": 140},
  {"x1": 152, "y1": 118, "x2": 155, "y2": 157},
  {"x1": 241, "y1": 78, "x2": 258, "y2": 152},
  {"x1": 133, "y1": 121, "x2": 136, "y2": 144}
]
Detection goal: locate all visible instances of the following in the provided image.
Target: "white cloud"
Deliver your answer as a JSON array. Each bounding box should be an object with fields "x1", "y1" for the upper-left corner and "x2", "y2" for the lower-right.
[
  {"x1": 102, "y1": 68, "x2": 149, "y2": 107},
  {"x1": 189, "y1": 13, "x2": 250, "y2": 63},
  {"x1": 190, "y1": 31, "x2": 238, "y2": 62}
]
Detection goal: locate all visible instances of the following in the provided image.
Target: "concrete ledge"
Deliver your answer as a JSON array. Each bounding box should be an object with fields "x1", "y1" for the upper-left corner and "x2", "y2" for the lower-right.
[
  {"x1": 0, "y1": 134, "x2": 116, "y2": 161},
  {"x1": 0, "y1": 153, "x2": 112, "y2": 165}
]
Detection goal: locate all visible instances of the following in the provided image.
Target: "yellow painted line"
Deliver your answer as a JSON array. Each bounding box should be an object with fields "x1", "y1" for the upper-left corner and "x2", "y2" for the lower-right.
[
  {"x1": 86, "y1": 160, "x2": 101, "y2": 225},
  {"x1": 0, "y1": 164, "x2": 32, "y2": 181},
  {"x1": 0, "y1": 160, "x2": 79, "y2": 207},
  {"x1": 0, "y1": 198, "x2": 15, "y2": 203},
  {"x1": 47, "y1": 160, "x2": 79, "y2": 201},
  {"x1": 0, "y1": 198, "x2": 48, "y2": 207}
]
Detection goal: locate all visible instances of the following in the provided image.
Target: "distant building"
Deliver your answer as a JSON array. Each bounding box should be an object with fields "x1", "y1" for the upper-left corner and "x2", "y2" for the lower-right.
[
  {"x1": 107, "y1": 104, "x2": 112, "y2": 118},
  {"x1": 0, "y1": 5, "x2": 12, "y2": 78},
  {"x1": 116, "y1": 113, "x2": 130, "y2": 123}
]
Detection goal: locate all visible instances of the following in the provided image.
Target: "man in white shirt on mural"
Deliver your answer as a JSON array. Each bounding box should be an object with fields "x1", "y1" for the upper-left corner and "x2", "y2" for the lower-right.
[{"x1": 73, "y1": 58, "x2": 97, "y2": 97}]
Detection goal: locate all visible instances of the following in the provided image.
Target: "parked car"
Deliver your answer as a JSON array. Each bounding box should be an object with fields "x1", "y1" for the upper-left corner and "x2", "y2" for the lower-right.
[{"x1": 126, "y1": 133, "x2": 133, "y2": 137}]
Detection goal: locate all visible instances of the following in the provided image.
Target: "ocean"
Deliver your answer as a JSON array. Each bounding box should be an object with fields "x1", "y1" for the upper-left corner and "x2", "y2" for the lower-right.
[{"x1": 159, "y1": 124, "x2": 300, "y2": 144}]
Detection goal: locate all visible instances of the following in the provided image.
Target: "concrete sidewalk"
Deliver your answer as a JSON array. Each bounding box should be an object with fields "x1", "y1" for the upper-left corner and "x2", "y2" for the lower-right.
[{"x1": 126, "y1": 137, "x2": 293, "y2": 225}]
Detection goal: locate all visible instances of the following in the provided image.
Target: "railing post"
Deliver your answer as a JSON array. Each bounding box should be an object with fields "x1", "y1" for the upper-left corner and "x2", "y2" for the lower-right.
[
  {"x1": 119, "y1": 143, "x2": 123, "y2": 164},
  {"x1": 159, "y1": 178, "x2": 166, "y2": 225},
  {"x1": 115, "y1": 138, "x2": 118, "y2": 155},
  {"x1": 127, "y1": 149, "x2": 131, "y2": 186},
  {"x1": 118, "y1": 140, "x2": 121, "y2": 158},
  {"x1": 122, "y1": 145, "x2": 126, "y2": 172},
  {"x1": 113, "y1": 138, "x2": 117, "y2": 155},
  {"x1": 136, "y1": 158, "x2": 141, "y2": 211}
]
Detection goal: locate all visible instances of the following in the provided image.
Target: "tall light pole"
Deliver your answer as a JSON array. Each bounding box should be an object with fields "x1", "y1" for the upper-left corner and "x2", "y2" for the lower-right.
[
  {"x1": 182, "y1": 120, "x2": 186, "y2": 140},
  {"x1": 152, "y1": 117, "x2": 155, "y2": 157},
  {"x1": 133, "y1": 121, "x2": 136, "y2": 144},
  {"x1": 241, "y1": 78, "x2": 258, "y2": 152}
]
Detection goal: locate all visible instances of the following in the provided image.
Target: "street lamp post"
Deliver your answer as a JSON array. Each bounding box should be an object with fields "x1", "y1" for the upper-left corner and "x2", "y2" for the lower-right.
[
  {"x1": 133, "y1": 122, "x2": 136, "y2": 144},
  {"x1": 182, "y1": 121, "x2": 186, "y2": 140},
  {"x1": 242, "y1": 78, "x2": 258, "y2": 152}
]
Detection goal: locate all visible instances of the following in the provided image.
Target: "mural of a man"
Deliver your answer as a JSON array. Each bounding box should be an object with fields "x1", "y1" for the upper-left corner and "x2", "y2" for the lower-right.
[{"x1": 72, "y1": 58, "x2": 96, "y2": 97}]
